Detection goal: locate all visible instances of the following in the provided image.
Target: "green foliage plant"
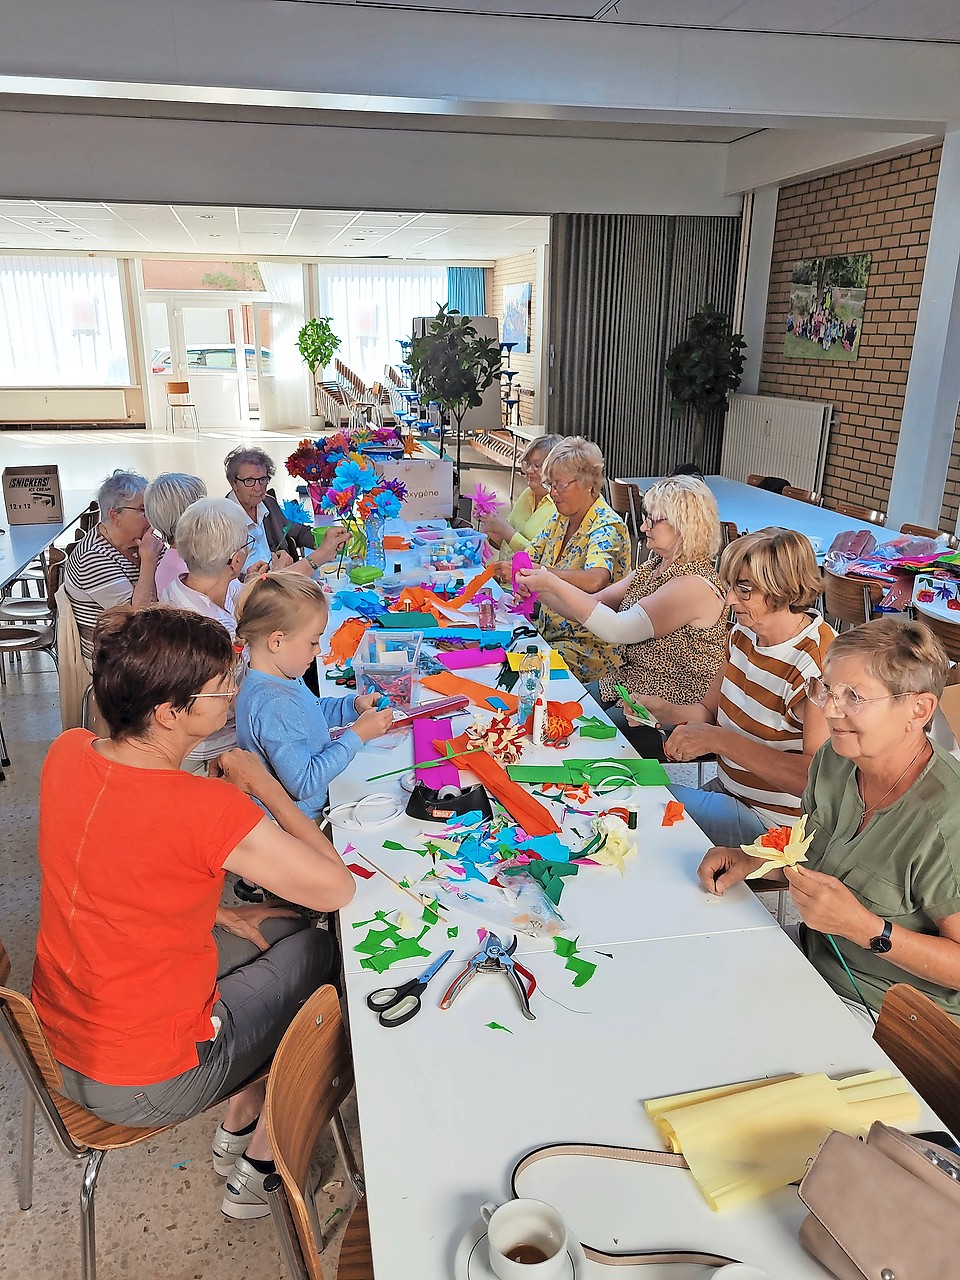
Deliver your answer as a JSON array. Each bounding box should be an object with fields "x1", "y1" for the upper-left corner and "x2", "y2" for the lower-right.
[
  {"x1": 664, "y1": 303, "x2": 746, "y2": 465},
  {"x1": 297, "y1": 317, "x2": 341, "y2": 417}
]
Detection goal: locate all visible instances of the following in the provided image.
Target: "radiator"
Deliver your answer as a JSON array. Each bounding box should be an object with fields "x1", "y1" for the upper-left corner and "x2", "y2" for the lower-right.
[
  {"x1": 0, "y1": 388, "x2": 129, "y2": 421},
  {"x1": 720, "y1": 394, "x2": 833, "y2": 492}
]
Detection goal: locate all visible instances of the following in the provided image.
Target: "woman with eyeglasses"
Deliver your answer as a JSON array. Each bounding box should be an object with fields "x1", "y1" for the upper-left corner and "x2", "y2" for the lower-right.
[
  {"x1": 496, "y1": 437, "x2": 631, "y2": 682},
  {"x1": 698, "y1": 619, "x2": 960, "y2": 1021},
  {"x1": 64, "y1": 469, "x2": 166, "y2": 664},
  {"x1": 515, "y1": 475, "x2": 728, "y2": 754},
  {"x1": 224, "y1": 446, "x2": 348, "y2": 576},
  {"x1": 32, "y1": 607, "x2": 353, "y2": 1220},
  {"x1": 480, "y1": 434, "x2": 561, "y2": 558},
  {"x1": 636, "y1": 528, "x2": 834, "y2": 847}
]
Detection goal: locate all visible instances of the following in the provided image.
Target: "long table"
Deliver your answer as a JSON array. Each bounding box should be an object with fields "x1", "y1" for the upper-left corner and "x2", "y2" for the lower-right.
[
  {"x1": 0, "y1": 489, "x2": 94, "y2": 590},
  {"x1": 321, "y1": 562, "x2": 935, "y2": 1278},
  {"x1": 620, "y1": 475, "x2": 897, "y2": 554}
]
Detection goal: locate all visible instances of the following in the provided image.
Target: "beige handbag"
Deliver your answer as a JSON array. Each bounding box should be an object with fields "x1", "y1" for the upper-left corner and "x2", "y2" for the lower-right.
[{"x1": 798, "y1": 1122, "x2": 960, "y2": 1280}]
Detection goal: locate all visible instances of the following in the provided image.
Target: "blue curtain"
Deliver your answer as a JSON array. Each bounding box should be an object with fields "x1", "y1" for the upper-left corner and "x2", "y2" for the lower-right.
[{"x1": 447, "y1": 266, "x2": 486, "y2": 317}]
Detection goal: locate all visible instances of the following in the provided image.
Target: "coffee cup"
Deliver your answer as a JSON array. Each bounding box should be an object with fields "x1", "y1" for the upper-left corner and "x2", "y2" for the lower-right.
[{"x1": 479, "y1": 1199, "x2": 570, "y2": 1279}]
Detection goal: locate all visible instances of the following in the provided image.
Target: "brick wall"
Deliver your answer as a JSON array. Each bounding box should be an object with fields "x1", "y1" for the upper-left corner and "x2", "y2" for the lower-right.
[
  {"x1": 758, "y1": 144, "x2": 960, "y2": 529},
  {"x1": 488, "y1": 250, "x2": 538, "y2": 427}
]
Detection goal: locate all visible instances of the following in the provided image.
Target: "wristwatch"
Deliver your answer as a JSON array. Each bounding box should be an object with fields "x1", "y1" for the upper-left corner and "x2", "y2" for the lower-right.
[{"x1": 869, "y1": 919, "x2": 894, "y2": 954}]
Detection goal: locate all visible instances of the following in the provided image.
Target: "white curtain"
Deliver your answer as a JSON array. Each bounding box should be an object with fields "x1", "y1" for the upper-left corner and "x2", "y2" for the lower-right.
[
  {"x1": 318, "y1": 263, "x2": 447, "y2": 386},
  {"x1": 0, "y1": 255, "x2": 130, "y2": 385},
  {"x1": 257, "y1": 260, "x2": 309, "y2": 429}
]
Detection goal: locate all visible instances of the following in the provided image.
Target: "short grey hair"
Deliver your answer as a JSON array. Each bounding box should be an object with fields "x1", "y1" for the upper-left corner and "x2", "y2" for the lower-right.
[
  {"x1": 175, "y1": 498, "x2": 250, "y2": 577},
  {"x1": 97, "y1": 469, "x2": 147, "y2": 516},
  {"x1": 224, "y1": 446, "x2": 276, "y2": 486},
  {"x1": 542, "y1": 437, "x2": 605, "y2": 498},
  {"x1": 521, "y1": 434, "x2": 564, "y2": 470},
  {"x1": 144, "y1": 473, "x2": 207, "y2": 542}
]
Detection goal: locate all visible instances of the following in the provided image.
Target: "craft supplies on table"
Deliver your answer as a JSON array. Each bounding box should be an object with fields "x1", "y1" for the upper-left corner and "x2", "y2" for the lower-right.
[
  {"x1": 353, "y1": 629, "x2": 423, "y2": 710},
  {"x1": 440, "y1": 933, "x2": 537, "y2": 1019},
  {"x1": 366, "y1": 950, "x2": 455, "y2": 1027}
]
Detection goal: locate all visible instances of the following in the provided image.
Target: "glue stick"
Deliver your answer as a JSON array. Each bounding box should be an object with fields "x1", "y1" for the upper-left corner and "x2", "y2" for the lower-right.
[{"x1": 532, "y1": 690, "x2": 547, "y2": 746}]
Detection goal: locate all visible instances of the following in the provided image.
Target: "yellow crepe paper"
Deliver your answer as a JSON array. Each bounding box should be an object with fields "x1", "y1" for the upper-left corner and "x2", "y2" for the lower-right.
[
  {"x1": 644, "y1": 1069, "x2": 919, "y2": 1212},
  {"x1": 742, "y1": 814, "x2": 815, "y2": 879},
  {"x1": 589, "y1": 815, "x2": 637, "y2": 875}
]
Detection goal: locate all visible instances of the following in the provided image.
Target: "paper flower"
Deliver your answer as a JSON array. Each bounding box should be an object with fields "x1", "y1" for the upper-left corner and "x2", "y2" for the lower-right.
[
  {"x1": 465, "y1": 711, "x2": 526, "y2": 765},
  {"x1": 743, "y1": 815, "x2": 816, "y2": 879},
  {"x1": 465, "y1": 482, "x2": 504, "y2": 518},
  {"x1": 589, "y1": 815, "x2": 637, "y2": 875},
  {"x1": 279, "y1": 498, "x2": 312, "y2": 526}
]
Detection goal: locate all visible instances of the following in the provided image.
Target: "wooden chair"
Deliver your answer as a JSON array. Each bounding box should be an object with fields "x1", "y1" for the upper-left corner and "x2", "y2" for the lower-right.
[
  {"x1": 823, "y1": 498, "x2": 886, "y2": 524},
  {"x1": 746, "y1": 474, "x2": 764, "y2": 487},
  {"x1": 874, "y1": 984, "x2": 960, "y2": 1139},
  {"x1": 165, "y1": 380, "x2": 199, "y2": 433},
  {"x1": 821, "y1": 568, "x2": 883, "y2": 630},
  {"x1": 0, "y1": 937, "x2": 269, "y2": 1280},
  {"x1": 782, "y1": 486, "x2": 821, "y2": 505},
  {"x1": 912, "y1": 609, "x2": 960, "y2": 663},
  {"x1": 609, "y1": 479, "x2": 643, "y2": 557},
  {"x1": 719, "y1": 521, "x2": 742, "y2": 550},
  {"x1": 264, "y1": 984, "x2": 372, "y2": 1279},
  {"x1": 900, "y1": 522, "x2": 960, "y2": 550}
]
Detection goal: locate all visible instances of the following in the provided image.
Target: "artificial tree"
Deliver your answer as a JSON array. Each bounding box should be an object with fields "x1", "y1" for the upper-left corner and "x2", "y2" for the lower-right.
[
  {"x1": 408, "y1": 305, "x2": 502, "y2": 482},
  {"x1": 664, "y1": 303, "x2": 746, "y2": 467},
  {"x1": 297, "y1": 316, "x2": 341, "y2": 419}
]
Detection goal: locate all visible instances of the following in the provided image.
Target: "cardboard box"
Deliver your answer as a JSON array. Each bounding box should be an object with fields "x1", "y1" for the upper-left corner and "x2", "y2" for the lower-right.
[
  {"x1": 376, "y1": 458, "x2": 454, "y2": 521},
  {"x1": 2, "y1": 465, "x2": 64, "y2": 525}
]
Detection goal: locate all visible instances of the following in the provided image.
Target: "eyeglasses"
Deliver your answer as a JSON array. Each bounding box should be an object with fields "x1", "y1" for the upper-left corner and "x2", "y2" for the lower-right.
[
  {"x1": 229, "y1": 538, "x2": 254, "y2": 562},
  {"x1": 728, "y1": 580, "x2": 756, "y2": 600},
  {"x1": 543, "y1": 477, "x2": 579, "y2": 494},
  {"x1": 116, "y1": 505, "x2": 146, "y2": 515},
  {"x1": 805, "y1": 676, "x2": 919, "y2": 717},
  {"x1": 639, "y1": 508, "x2": 666, "y2": 529},
  {"x1": 235, "y1": 474, "x2": 270, "y2": 489},
  {"x1": 189, "y1": 684, "x2": 240, "y2": 702},
  {"x1": 522, "y1": 462, "x2": 543, "y2": 475}
]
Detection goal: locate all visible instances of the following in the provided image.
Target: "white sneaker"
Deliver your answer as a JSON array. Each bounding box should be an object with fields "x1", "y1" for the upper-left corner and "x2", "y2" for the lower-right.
[
  {"x1": 221, "y1": 1156, "x2": 272, "y2": 1220},
  {"x1": 211, "y1": 1122, "x2": 256, "y2": 1177}
]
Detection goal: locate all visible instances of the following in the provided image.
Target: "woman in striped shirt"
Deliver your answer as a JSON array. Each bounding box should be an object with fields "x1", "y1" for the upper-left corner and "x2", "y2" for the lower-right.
[
  {"x1": 635, "y1": 528, "x2": 835, "y2": 848},
  {"x1": 64, "y1": 470, "x2": 165, "y2": 664}
]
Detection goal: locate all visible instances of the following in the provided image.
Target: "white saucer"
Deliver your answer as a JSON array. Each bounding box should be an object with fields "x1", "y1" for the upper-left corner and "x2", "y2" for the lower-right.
[{"x1": 454, "y1": 1218, "x2": 586, "y2": 1279}]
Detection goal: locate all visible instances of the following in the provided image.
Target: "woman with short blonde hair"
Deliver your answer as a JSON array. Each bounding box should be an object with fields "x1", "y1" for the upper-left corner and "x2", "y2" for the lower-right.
[
  {"x1": 516, "y1": 474, "x2": 727, "y2": 749},
  {"x1": 147, "y1": 472, "x2": 208, "y2": 597},
  {"x1": 481, "y1": 434, "x2": 562, "y2": 558},
  {"x1": 720, "y1": 527, "x2": 823, "y2": 615}
]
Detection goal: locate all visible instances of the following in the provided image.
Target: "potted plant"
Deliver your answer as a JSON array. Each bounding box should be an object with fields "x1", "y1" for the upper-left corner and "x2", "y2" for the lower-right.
[
  {"x1": 297, "y1": 317, "x2": 341, "y2": 419},
  {"x1": 408, "y1": 305, "x2": 502, "y2": 484},
  {"x1": 664, "y1": 303, "x2": 746, "y2": 467}
]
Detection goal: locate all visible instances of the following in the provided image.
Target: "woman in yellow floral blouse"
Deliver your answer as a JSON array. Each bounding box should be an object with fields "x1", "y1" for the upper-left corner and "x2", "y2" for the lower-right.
[{"x1": 499, "y1": 437, "x2": 630, "y2": 682}]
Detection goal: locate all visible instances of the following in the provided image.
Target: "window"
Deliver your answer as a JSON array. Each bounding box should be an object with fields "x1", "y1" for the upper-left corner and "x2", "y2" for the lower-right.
[{"x1": 0, "y1": 255, "x2": 131, "y2": 386}]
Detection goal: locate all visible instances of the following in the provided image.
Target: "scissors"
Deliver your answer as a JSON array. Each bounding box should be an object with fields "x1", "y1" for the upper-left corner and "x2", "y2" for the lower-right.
[{"x1": 365, "y1": 949, "x2": 454, "y2": 1027}]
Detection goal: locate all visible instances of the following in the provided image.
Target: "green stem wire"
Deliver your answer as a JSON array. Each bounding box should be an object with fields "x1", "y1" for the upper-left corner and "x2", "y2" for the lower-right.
[{"x1": 825, "y1": 932, "x2": 877, "y2": 1026}]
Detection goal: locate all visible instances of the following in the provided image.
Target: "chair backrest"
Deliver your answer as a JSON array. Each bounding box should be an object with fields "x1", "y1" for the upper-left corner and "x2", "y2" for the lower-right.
[
  {"x1": 874, "y1": 984, "x2": 960, "y2": 1139},
  {"x1": 78, "y1": 501, "x2": 99, "y2": 533},
  {"x1": 608, "y1": 479, "x2": 642, "y2": 535},
  {"x1": 746, "y1": 474, "x2": 763, "y2": 487},
  {"x1": 719, "y1": 521, "x2": 742, "y2": 550},
  {"x1": 822, "y1": 568, "x2": 883, "y2": 629},
  {"x1": 165, "y1": 381, "x2": 190, "y2": 397},
  {"x1": 44, "y1": 547, "x2": 66, "y2": 609},
  {"x1": 265, "y1": 985, "x2": 355, "y2": 1280},
  {"x1": 913, "y1": 610, "x2": 960, "y2": 663},
  {"x1": 825, "y1": 498, "x2": 886, "y2": 524},
  {"x1": 900, "y1": 522, "x2": 960, "y2": 550},
  {"x1": 782, "y1": 486, "x2": 821, "y2": 505},
  {"x1": 0, "y1": 938, "x2": 67, "y2": 1096}
]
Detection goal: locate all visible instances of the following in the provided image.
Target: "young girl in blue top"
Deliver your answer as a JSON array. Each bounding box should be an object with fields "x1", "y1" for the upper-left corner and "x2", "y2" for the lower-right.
[{"x1": 234, "y1": 571, "x2": 394, "y2": 826}]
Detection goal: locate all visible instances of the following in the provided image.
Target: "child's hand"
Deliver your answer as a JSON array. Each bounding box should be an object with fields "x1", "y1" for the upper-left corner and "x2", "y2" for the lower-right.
[
  {"x1": 353, "y1": 692, "x2": 386, "y2": 715},
  {"x1": 352, "y1": 706, "x2": 395, "y2": 742}
]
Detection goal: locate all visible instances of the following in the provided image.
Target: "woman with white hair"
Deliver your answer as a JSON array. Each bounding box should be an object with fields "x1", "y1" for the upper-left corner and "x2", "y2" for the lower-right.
[
  {"x1": 64, "y1": 469, "x2": 165, "y2": 662},
  {"x1": 160, "y1": 498, "x2": 250, "y2": 636},
  {"x1": 146, "y1": 472, "x2": 208, "y2": 596}
]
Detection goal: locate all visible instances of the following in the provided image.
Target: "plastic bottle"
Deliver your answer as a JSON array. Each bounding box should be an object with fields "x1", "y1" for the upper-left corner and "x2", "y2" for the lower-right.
[
  {"x1": 476, "y1": 591, "x2": 496, "y2": 631},
  {"x1": 517, "y1": 645, "x2": 545, "y2": 728},
  {"x1": 364, "y1": 512, "x2": 386, "y2": 571}
]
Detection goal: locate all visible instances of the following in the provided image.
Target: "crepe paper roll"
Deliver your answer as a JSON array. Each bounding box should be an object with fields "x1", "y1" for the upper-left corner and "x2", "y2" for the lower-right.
[
  {"x1": 412, "y1": 716, "x2": 460, "y2": 789},
  {"x1": 437, "y1": 648, "x2": 507, "y2": 671}
]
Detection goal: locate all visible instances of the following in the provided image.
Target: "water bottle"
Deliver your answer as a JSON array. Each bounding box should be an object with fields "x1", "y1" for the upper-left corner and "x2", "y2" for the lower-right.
[
  {"x1": 364, "y1": 512, "x2": 386, "y2": 571},
  {"x1": 476, "y1": 591, "x2": 496, "y2": 631},
  {"x1": 517, "y1": 645, "x2": 544, "y2": 727}
]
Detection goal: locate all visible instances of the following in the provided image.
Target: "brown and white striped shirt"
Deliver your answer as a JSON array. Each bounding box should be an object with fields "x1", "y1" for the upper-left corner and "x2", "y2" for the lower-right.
[
  {"x1": 64, "y1": 528, "x2": 141, "y2": 662},
  {"x1": 716, "y1": 613, "x2": 835, "y2": 827}
]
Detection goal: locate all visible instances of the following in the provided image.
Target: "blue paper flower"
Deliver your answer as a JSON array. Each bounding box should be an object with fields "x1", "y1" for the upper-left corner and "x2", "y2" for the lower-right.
[{"x1": 334, "y1": 458, "x2": 378, "y2": 492}]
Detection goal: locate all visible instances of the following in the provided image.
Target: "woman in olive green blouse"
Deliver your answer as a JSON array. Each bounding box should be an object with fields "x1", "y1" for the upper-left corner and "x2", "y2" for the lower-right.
[
  {"x1": 699, "y1": 618, "x2": 960, "y2": 1021},
  {"x1": 481, "y1": 434, "x2": 561, "y2": 558}
]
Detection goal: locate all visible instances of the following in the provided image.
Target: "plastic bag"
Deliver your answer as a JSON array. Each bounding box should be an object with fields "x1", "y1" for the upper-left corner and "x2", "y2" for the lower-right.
[{"x1": 409, "y1": 871, "x2": 564, "y2": 937}]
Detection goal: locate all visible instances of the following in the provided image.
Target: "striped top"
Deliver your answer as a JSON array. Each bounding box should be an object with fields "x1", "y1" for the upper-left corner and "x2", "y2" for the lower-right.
[
  {"x1": 716, "y1": 613, "x2": 835, "y2": 827},
  {"x1": 63, "y1": 527, "x2": 143, "y2": 662}
]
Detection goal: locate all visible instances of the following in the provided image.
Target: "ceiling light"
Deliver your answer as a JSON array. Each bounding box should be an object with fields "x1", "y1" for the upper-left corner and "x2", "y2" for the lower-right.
[
  {"x1": 35, "y1": 219, "x2": 55, "y2": 225},
  {"x1": 198, "y1": 214, "x2": 217, "y2": 220}
]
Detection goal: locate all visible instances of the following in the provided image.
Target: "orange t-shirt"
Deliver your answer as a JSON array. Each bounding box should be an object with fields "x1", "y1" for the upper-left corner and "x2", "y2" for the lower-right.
[{"x1": 31, "y1": 730, "x2": 263, "y2": 1086}]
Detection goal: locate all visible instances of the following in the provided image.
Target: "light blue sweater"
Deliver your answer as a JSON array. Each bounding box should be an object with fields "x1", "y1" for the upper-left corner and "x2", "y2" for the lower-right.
[{"x1": 236, "y1": 669, "x2": 363, "y2": 818}]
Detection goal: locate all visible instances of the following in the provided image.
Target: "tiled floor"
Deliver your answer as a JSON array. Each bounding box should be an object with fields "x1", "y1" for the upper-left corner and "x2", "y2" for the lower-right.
[{"x1": 0, "y1": 424, "x2": 783, "y2": 1277}]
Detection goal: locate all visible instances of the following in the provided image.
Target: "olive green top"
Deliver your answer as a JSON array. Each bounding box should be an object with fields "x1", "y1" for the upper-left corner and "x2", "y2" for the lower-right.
[{"x1": 801, "y1": 741, "x2": 960, "y2": 1016}]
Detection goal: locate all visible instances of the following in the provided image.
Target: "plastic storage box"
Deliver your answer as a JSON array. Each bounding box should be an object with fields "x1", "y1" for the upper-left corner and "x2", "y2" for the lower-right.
[{"x1": 352, "y1": 630, "x2": 423, "y2": 710}]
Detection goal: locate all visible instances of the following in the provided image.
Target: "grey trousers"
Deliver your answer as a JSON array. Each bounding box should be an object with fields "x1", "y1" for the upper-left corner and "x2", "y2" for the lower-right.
[{"x1": 58, "y1": 916, "x2": 339, "y2": 1126}]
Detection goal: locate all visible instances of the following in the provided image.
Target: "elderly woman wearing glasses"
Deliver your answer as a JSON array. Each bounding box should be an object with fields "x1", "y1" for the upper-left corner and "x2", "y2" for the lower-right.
[
  {"x1": 635, "y1": 528, "x2": 834, "y2": 847},
  {"x1": 480, "y1": 434, "x2": 561, "y2": 559},
  {"x1": 698, "y1": 619, "x2": 960, "y2": 1021},
  {"x1": 31, "y1": 607, "x2": 353, "y2": 1219},
  {"x1": 515, "y1": 475, "x2": 727, "y2": 752},
  {"x1": 224, "y1": 446, "x2": 348, "y2": 576},
  {"x1": 497, "y1": 437, "x2": 631, "y2": 682}
]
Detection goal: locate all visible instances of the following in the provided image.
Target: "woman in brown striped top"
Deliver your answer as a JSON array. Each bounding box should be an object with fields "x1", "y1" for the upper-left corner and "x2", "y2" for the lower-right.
[{"x1": 637, "y1": 528, "x2": 835, "y2": 847}]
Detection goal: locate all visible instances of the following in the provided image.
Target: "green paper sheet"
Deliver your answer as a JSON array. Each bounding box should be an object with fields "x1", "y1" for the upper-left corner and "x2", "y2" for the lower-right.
[
  {"x1": 487, "y1": 1021, "x2": 513, "y2": 1034},
  {"x1": 421, "y1": 900, "x2": 440, "y2": 926},
  {"x1": 507, "y1": 758, "x2": 670, "y2": 787},
  {"x1": 501, "y1": 859, "x2": 579, "y2": 906},
  {"x1": 578, "y1": 716, "x2": 617, "y2": 740},
  {"x1": 377, "y1": 611, "x2": 436, "y2": 629},
  {"x1": 553, "y1": 933, "x2": 600, "y2": 987},
  {"x1": 447, "y1": 926, "x2": 459, "y2": 939}
]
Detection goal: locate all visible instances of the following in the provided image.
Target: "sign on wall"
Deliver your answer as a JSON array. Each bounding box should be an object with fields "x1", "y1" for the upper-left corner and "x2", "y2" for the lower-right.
[{"x1": 784, "y1": 254, "x2": 871, "y2": 361}]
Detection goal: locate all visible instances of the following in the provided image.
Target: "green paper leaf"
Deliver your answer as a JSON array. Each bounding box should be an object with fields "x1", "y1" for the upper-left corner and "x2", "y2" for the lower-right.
[
  {"x1": 447, "y1": 926, "x2": 459, "y2": 939},
  {"x1": 566, "y1": 956, "x2": 598, "y2": 987},
  {"x1": 486, "y1": 1021, "x2": 513, "y2": 1034},
  {"x1": 421, "y1": 900, "x2": 440, "y2": 926}
]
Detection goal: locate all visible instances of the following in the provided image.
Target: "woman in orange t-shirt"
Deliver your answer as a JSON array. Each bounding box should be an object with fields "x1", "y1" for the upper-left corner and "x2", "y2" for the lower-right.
[{"x1": 32, "y1": 607, "x2": 356, "y2": 1221}]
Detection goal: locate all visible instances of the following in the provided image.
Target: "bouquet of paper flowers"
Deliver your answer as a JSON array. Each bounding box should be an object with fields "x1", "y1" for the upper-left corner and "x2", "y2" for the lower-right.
[
  {"x1": 286, "y1": 423, "x2": 404, "y2": 507},
  {"x1": 312, "y1": 452, "x2": 407, "y2": 567}
]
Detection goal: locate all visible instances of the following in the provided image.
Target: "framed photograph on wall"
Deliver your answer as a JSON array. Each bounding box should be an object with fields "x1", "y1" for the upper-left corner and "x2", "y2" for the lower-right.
[
  {"x1": 502, "y1": 281, "x2": 532, "y2": 354},
  {"x1": 785, "y1": 253, "x2": 871, "y2": 361}
]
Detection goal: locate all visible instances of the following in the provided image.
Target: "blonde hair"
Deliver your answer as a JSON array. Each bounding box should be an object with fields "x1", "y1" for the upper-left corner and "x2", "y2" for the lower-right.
[
  {"x1": 542, "y1": 437, "x2": 604, "y2": 498},
  {"x1": 521, "y1": 434, "x2": 563, "y2": 470},
  {"x1": 826, "y1": 618, "x2": 948, "y2": 699},
  {"x1": 235, "y1": 570, "x2": 328, "y2": 646},
  {"x1": 720, "y1": 527, "x2": 822, "y2": 613},
  {"x1": 643, "y1": 476, "x2": 721, "y2": 563}
]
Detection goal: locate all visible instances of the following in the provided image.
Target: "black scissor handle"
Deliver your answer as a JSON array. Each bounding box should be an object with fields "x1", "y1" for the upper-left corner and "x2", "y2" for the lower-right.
[{"x1": 377, "y1": 991, "x2": 422, "y2": 1027}]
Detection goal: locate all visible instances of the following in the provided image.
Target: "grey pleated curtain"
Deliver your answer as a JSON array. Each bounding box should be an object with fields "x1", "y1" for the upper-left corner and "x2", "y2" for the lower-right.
[{"x1": 547, "y1": 213, "x2": 741, "y2": 481}]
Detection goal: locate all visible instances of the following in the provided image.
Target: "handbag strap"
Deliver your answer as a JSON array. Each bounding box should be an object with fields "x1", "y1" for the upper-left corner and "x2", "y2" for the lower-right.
[{"x1": 511, "y1": 1142, "x2": 740, "y2": 1269}]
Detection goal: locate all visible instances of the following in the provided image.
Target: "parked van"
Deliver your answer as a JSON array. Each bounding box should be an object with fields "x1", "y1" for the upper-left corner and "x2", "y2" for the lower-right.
[{"x1": 151, "y1": 344, "x2": 272, "y2": 411}]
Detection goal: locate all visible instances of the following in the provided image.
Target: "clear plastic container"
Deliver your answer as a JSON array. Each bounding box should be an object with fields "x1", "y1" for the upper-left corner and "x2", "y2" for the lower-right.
[
  {"x1": 419, "y1": 529, "x2": 487, "y2": 572},
  {"x1": 352, "y1": 629, "x2": 423, "y2": 710}
]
